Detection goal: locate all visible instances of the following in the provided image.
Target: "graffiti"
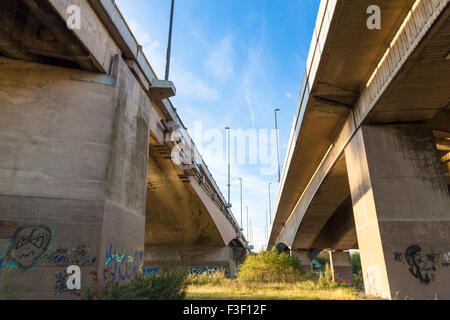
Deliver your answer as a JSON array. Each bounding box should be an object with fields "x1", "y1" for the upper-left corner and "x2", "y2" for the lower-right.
[
  {"x1": 8, "y1": 226, "x2": 51, "y2": 268},
  {"x1": 0, "y1": 258, "x2": 18, "y2": 273},
  {"x1": 103, "y1": 245, "x2": 144, "y2": 283},
  {"x1": 403, "y1": 245, "x2": 439, "y2": 284},
  {"x1": 393, "y1": 251, "x2": 404, "y2": 263},
  {"x1": 366, "y1": 265, "x2": 381, "y2": 297},
  {"x1": 46, "y1": 245, "x2": 96, "y2": 267},
  {"x1": 54, "y1": 271, "x2": 79, "y2": 296},
  {"x1": 143, "y1": 267, "x2": 159, "y2": 276},
  {"x1": 443, "y1": 252, "x2": 450, "y2": 267},
  {"x1": 189, "y1": 266, "x2": 219, "y2": 275},
  {"x1": 336, "y1": 273, "x2": 352, "y2": 284}
]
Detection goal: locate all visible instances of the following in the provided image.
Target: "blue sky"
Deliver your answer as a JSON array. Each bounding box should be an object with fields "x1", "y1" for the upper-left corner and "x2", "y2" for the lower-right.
[{"x1": 116, "y1": 0, "x2": 320, "y2": 251}]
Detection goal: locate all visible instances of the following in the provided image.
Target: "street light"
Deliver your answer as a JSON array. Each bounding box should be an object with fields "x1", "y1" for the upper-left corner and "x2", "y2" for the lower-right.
[
  {"x1": 265, "y1": 209, "x2": 268, "y2": 246},
  {"x1": 268, "y1": 182, "x2": 272, "y2": 222},
  {"x1": 165, "y1": 0, "x2": 175, "y2": 81},
  {"x1": 274, "y1": 108, "x2": 281, "y2": 183},
  {"x1": 239, "y1": 178, "x2": 243, "y2": 230},
  {"x1": 246, "y1": 206, "x2": 249, "y2": 241},
  {"x1": 250, "y1": 219, "x2": 252, "y2": 245},
  {"x1": 225, "y1": 127, "x2": 231, "y2": 208}
]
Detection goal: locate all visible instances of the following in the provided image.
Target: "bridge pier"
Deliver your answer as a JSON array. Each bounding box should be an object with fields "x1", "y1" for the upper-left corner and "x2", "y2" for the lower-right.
[
  {"x1": 329, "y1": 251, "x2": 353, "y2": 285},
  {"x1": 0, "y1": 56, "x2": 150, "y2": 299},
  {"x1": 143, "y1": 244, "x2": 239, "y2": 277},
  {"x1": 291, "y1": 249, "x2": 312, "y2": 272},
  {"x1": 345, "y1": 124, "x2": 450, "y2": 300}
]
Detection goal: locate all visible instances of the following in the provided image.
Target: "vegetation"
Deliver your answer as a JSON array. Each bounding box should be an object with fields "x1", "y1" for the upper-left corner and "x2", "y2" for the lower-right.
[
  {"x1": 350, "y1": 252, "x2": 361, "y2": 275},
  {"x1": 83, "y1": 269, "x2": 189, "y2": 300},
  {"x1": 317, "y1": 263, "x2": 338, "y2": 289},
  {"x1": 237, "y1": 251, "x2": 304, "y2": 282},
  {"x1": 186, "y1": 251, "x2": 360, "y2": 300},
  {"x1": 186, "y1": 280, "x2": 359, "y2": 300},
  {"x1": 82, "y1": 250, "x2": 365, "y2": 300},
  {"x1": 313, "y1": 250, "x2": 330, "y2": 272}
]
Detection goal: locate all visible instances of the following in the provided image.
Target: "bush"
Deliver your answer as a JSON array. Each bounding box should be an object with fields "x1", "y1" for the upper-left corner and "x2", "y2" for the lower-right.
[
  {"x1": 237, "y1": 251, "x2": 303, "y2": 282},
  {"x1": 353, "y1": 271, "x2": 364, "y2": 291},
  {"x1": 83, "y1": 269, "x2": 189, "y2": 300},
  {"x1": 317, "y1": 264, "x2": 337, "y2": 289},
  {"x1": 314, "y1": 250, "x2": 330, "y2": 272},
  {"x1": 187, "y1": 269, "x2": 228, "y2": 287},
  {"x1": 350, "y1": 252, "x2": 361, "y2": 275}
]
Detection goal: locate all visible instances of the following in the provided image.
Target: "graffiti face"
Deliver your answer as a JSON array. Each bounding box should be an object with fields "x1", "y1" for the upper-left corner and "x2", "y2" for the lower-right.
[
  {"x1": 404, "y1": 245, "x2": 439, "y2": 284},
  {"x1": 9, "y1": 227, "x2": 51, "y2": 268}
]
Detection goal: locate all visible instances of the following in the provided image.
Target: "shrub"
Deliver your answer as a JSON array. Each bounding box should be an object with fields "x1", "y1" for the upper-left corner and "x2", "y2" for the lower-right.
[
  {"x1": 350, "y1": 252, "x2": 361, "y2": 275},
  {"x1": 317, "y1": 264, "x2": 337, "y2": 289},
  {"x1": 187, "y1": 269, "x2": 228, "y2": 287},
  {"x1": 237, "y1": 251, "x2": 303, "y2": 282},
  {"x1": 353, "y1": 271, "x2": 365, "y2": 291},
  {"x1": 83, "y1": 269, "x2": 189, "y2": 300}
]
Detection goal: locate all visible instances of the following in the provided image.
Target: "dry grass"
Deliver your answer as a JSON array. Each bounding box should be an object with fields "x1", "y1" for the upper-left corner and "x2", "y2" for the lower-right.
[{"x1": 186, "y1": 279, "x2": 360, "y2": 300}]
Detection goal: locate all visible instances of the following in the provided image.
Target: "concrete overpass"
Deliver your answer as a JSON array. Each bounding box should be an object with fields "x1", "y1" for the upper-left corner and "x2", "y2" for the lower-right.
[
  {"x1": 269, "y1": 0, "x2": 450, "y2": 299},
  {"x1": 0, "y1": 0, "x2": 246, "y2": 299}
]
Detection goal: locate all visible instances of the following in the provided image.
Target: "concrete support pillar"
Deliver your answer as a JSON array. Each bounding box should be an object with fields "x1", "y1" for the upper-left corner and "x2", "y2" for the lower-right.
[
  {"x1": 345, "y1": 124, "x2": 450, "y2": 300},
  {"x1": 291, "y1": 249, "x2": 312, "y2": 272},
  {"x1": 329, "y1": 251, "x2": 353, "y2": 284},
  {"x1": 144, "y1": 244, "x2": 238, "y2": 277},
  {"x1": 0, "y1": 56, "x2": 150, "y2": 299}
]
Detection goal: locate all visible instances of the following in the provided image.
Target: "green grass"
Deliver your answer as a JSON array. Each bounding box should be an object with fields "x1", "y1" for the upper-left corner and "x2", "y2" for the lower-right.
[
  {"x1": 186, "y1": 267, "x2": 360, "y2": 300},
  {"x1": 185, "y1": 251, "x2": 362, "y2": 300},
  {"x1": 186, "y1": 279, "x2": 360, "y2": 300}
]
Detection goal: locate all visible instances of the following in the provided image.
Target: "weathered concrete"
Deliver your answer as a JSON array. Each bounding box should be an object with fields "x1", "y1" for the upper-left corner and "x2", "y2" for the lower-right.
[
  {"x1": 345, "y1": 124, "x2": 450, "y2": 300},
  {"x1": 144, "y1": 244, "x2": 238, "y2": 276},
  {"x1": 0, "y1": 0, "x2": 246, "y2": 299},
  {"x1": 270, "y1": 0, "x2": 450, "y2": 249},
  {"x1": 291, "y1": 249, "x2": 312, "y2": 272},
  {"x1": 0, "y1": 55, "x2": 149, "y2": 299},
  {"x1": 329, "y1": 251, "x2": 353, "y2": 285}
]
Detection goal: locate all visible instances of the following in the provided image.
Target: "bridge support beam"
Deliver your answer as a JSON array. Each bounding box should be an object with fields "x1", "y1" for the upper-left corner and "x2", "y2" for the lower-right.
[
  {"x1": 329, "y1": 250, "x2": 353, "y2": 285},
  {"x1": 143, "y1": 244, "x2": 238, "y2": 277},
  {"x1": 291, "y1": 249, "x2": 312, "y2": 272},
  {"x1": 0, "y1": 56, "x2": 150, "y2": 298},
  {"x1": 345, "y1": 124, "x2": 450, "y2": 300}
]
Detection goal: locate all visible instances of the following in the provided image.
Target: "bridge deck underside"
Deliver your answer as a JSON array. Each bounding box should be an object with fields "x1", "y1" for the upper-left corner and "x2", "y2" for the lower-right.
[
  {"x1": 146, "y1": 146, "x2": 225, "y2": 247},
  {"x1": 273, "y1": 1, "x2": 450, "y2": 250}
]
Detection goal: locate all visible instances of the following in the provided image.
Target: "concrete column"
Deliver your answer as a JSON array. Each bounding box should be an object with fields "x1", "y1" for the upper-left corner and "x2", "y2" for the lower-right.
[
  {"x1": 345, "y1": 124, "x2": 450, "y2": 300},
  {"x1": 291, "y1": 249, "x2": 312, "y2": 272},
  {"x1": 144, "y1": 244, "x2": 237, "y2": 277},
  {"x1": 329, "y1": 251, "x2": 353, "y2": 284},
  {"x1": 0, "y1": 56, "x2": 150, "y2": 299}
]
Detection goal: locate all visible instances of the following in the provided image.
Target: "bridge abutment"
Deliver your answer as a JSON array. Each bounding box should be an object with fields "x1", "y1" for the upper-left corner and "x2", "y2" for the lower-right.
[
  {"x1": 329, "y1": 251, "x2": 353, "y2": 285},
  {"x1": 291, "y1": 249, "x2": 312, "y2": 272},
  {"x1": 0, "y1": 56, "x2": 150, "y2": 299},
  {"x1": 143, "y1": 244, "x2": 238, "y2": 277},
  {"x1": 345, "y1": 124, "x2": 450, "y2": 300}
]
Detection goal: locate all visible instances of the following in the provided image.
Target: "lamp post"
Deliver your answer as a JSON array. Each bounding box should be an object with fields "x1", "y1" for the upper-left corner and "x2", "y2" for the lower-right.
[
  {"x1": 265, "y1": 209, "x2": 268, "y2": 246},
  {"x1": 225, "y1": 127, "x2": 231, "y2": 207},
  {"x1": 165, "y1": 0, "x2": 175, "y2": 81},
  {"x1": 274, "y1": 108, "x2": 281, "y2": 183},
  {"x1": 250, "y1": 219, "x2": 252, "y2": 245},
  {"x1": 239, "y1": 178, "x2": 243, "y2": 229},
  {"x1": 246, "y1": 206, "x2": 249, "y2": 241},
  {"x1": 268, "y1": 182, "x2": 272, "y2": 222}
]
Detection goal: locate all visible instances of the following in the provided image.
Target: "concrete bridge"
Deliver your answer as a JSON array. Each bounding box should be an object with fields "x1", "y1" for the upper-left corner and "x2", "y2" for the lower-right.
[
  {"x1": 0, "y1": 0, "x2": 246, "y2": 299},
  {"x1": 268, "y1": 0, "x2": 450, "y2": 300}
]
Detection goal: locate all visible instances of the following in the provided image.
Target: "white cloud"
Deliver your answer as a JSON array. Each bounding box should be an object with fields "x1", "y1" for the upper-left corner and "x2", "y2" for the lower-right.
[
  {"x1": 244, "y1": 88, "x2": 256, "y2": 127},
  {"x1": 172, "y1": 63, "x2": 221, "y2": 100},
  {"x1": 285, "y1": 92, "x2": 292, "y2": 99},
  {"x1": 205, "y1": 35, "x2": 234, "y2": 79}
]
